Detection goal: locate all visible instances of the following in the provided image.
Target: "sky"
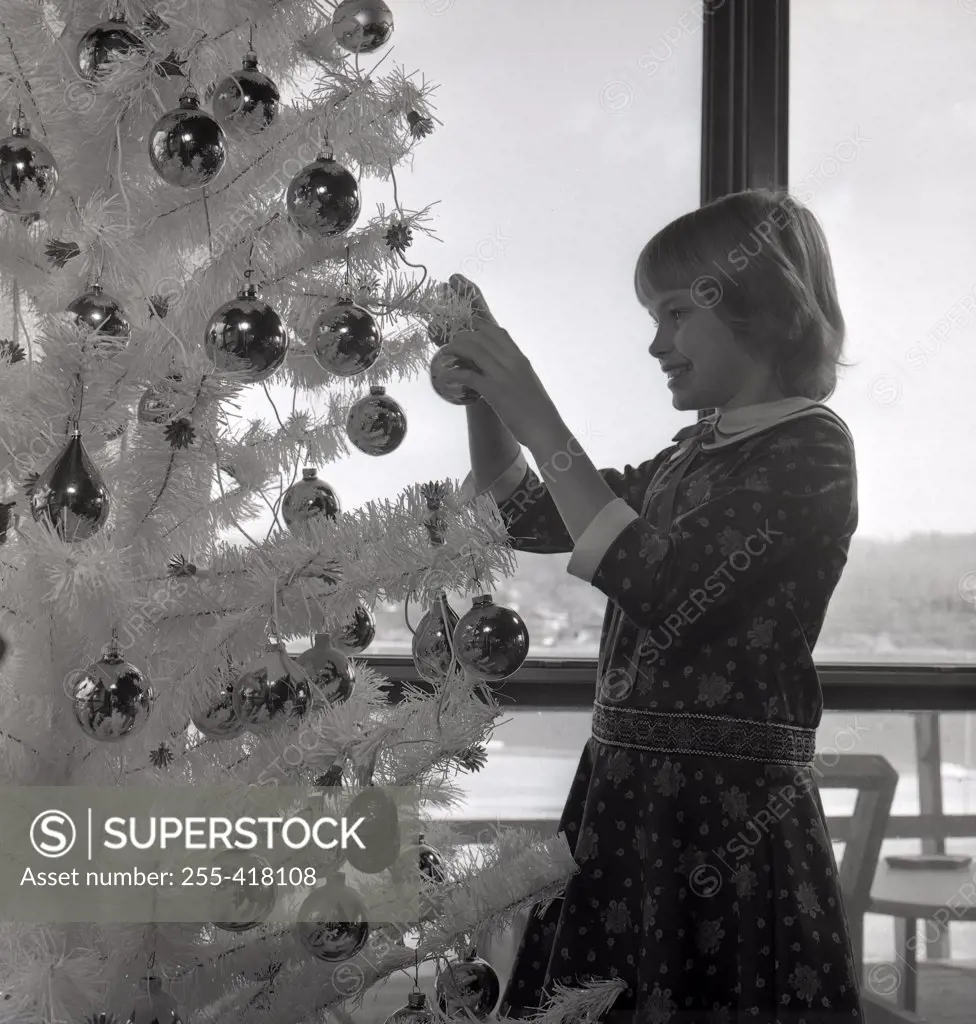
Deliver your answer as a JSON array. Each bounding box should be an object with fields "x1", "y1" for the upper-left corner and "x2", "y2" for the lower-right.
[{"x1": 241, "y1": 0, "x2": 976, "y2": 543}]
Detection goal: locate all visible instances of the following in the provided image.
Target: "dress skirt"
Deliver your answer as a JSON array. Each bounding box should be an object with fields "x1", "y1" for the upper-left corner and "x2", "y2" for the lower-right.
[{"x1": 499, "y1": 728, "x2": 864, "y2": 1024}]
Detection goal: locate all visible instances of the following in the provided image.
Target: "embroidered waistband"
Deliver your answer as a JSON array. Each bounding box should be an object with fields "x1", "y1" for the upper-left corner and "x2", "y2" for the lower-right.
[{"x1": 591, "y1": 702, "x2": 816, "y2": 766}]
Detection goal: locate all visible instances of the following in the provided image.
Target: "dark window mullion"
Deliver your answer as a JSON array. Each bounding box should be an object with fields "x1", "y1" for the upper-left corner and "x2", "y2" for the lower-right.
[
  {"x1": 701, "y1": 0, "x2": 790, "y2": 203},
  {"x1": 698, "y1": 0, "x2": 790, "y2": 422}
]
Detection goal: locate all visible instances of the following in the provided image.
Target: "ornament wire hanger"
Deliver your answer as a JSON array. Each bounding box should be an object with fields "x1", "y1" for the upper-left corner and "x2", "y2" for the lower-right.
[
  {"x1": 68, "y1": 372, "x2": 85, "y2": 436},
  {"x1": 246, "y1": 238, "x2": 256, "y2": 283}
]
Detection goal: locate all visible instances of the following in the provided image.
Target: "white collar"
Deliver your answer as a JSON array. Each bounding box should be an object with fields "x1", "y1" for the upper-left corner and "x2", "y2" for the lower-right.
[
  {"x1": 671, "y1": 395, "x2": 852, "y2": 452},
  {"x1": 691, "y1": 396, "x2": 846, "y2": 451},
  {"x1": 713, "y1": 396, "x2": 820, "y2": 436}
]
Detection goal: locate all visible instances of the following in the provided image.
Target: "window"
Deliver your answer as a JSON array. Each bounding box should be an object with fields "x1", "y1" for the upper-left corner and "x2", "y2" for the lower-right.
[
  {"x1": 791, "y1": 0, "x2": 976, "y2": 665},
  {"x1": 321, "y1": 0, "x2": 705, "y2": 658}
]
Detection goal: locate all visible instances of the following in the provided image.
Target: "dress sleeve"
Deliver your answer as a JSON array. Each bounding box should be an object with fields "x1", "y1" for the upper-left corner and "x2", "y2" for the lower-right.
[
  {"x1": 462, "y1": 451, "x2": 670, "y2": 555},
  {"x1": 565, "y1": 415, "x2": 857, "y2": 634}
]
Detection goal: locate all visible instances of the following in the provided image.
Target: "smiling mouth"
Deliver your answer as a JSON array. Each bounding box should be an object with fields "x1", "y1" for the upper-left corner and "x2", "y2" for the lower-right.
[{"x1": 664, "y1": 364, "x2": 692, "y2": 382}]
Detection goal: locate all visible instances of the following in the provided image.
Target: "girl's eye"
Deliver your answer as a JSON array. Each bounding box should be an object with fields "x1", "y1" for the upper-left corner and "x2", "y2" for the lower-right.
[{"x1": 670, "y1": 308, "x2": 686, "y2": 323}]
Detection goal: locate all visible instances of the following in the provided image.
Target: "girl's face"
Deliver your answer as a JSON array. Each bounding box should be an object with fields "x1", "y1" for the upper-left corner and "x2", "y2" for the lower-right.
[{"x1": 640, "y1": 286, "x2": 783, "y2": 412}]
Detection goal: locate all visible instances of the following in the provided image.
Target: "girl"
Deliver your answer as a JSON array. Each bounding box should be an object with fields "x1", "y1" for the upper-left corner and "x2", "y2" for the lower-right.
[{"x1": 445, "y1": 189, "x2": 862, "y2": 1023}]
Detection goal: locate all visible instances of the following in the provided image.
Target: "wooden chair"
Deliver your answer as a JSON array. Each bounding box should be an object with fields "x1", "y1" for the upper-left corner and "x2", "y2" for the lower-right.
[
  {"x1": 817, "y1": 754, "x2": 898, "y2": 963},
  {"x1": 815, "y1": 753, "x2": 924, "y2": 1023}
]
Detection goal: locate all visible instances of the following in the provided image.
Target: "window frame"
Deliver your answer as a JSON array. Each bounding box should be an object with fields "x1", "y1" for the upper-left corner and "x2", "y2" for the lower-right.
[
  {"x1": 369, "y1": 655, "x2": 976, "y2": 712},
  {"x1": 360, "y1": 0, "x2": 976, "y2": 711}
]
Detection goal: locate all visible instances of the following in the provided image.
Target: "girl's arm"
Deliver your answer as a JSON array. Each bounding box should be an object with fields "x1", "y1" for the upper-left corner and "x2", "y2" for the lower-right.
[
  {"x1": 447, "y1": 273, "x2": 667, "y2": 553},
  {"x1": 464, "y1": 402, "x2": 668, "y2": 556},
  {"x1": 529, "y1": 411, "x2": 857, "y2": 643},
  {"x1": 520, "y1": 407, "x2": 623, "y2": 540},
  {"x1": 452, "y1": 299, "x2": 667, "y2": 552},
  {"x1": 465, "y1": 398, "x2": 520, "y2": 493}
]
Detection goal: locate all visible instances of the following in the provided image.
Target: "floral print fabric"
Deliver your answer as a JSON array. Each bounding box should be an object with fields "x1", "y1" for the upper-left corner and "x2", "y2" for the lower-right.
[{"x1": 494, "y1": 410, "x2": 863, "y2": 1022}]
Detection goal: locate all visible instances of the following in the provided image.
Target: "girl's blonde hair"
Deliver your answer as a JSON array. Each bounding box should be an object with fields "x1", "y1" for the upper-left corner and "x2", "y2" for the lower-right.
[{"x1": 634, "y1": 189, "x2": 847, "y2": 400}]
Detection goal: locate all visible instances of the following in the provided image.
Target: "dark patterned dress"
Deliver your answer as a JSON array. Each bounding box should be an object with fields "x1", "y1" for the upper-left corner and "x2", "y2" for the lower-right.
[{"x1": 487, "y1": 399, "x2": 863, "y2": 1024}]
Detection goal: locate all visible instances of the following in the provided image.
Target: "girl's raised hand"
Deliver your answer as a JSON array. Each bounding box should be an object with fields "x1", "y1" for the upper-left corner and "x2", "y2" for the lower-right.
[
  {"x1": 440, "y1": 278, "x2": 561, "y2": 449},
  {"x1": 441, "y1": 273, "x2": 499, "y2": 327}
]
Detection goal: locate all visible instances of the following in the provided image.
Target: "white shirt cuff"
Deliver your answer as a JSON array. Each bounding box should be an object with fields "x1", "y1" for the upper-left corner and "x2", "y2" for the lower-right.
[
  {"x1": 566, "y1": 498, "x2": 639, "y2": 583},
  {"x1": 459, "y1": 452, "x2": 529, "y2": 505}
]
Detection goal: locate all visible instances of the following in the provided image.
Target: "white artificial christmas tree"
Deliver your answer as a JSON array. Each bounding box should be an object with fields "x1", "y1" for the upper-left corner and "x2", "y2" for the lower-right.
[{"x1": 0, "y1": 2, "x2": 626, "y2": 1022}]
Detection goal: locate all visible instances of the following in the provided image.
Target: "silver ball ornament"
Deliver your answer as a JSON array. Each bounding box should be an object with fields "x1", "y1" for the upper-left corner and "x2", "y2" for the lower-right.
[
  {"x1": 418, "y1": 835, "x2": 446, "y2": 883},
  {"x1": 149, "y1": 88, "x2": 226, "y2": 188},
  {"x1": 297, "y1": 875, "x2": 369, "y2": 961},
  {"x1": 69, "y1": 635, "x2": 154, "y2": 742},
  {"x1": 311, "y1": 299, "x2": 381, "y2": 376},
  {"x1": 429, "y1": 346, "x2": 480, "y2": 405},
  {"x1": 332, "y1": 0, "x2": 394, "y2": 53},
  {"x1": 0, "y1": 115, "x2": 59, "y2": 215},
  {"x1": 281, "y1": 467, "x2": 341, "y2": 534},
  {"x1": 286, "y1": 155, "x2": 360, "y2": 237},
  {"x1": 296, "y1": 633, "x2": 355, "y2": 705},
  {"x1": 232, "y1": 643, "x2": 312, "y2": 730},
  {"x1": 346, "y1": 386, "x2": 407, "y2": 456},
  {"x1": 343, "y1": 786, "x2": 400, "y2": 874},
  {"x1": 77, "y1": 17, "x2": 143, "y2": 79},
  {"x1": 434, "y1": 953, "x2": 501, "y2": 1019},
  {"x1": 411, "y1": 591, "x2": 460, "y2": 684},
  {"x1": 190, "y1": 678, "x2": 243, "y2": 739},
  {"x1": 204, "y1": 284, "x2": 289, "y2": 382},
  {"x1": 335, "y1": 603, "x2": 376, "y2": 653},
  {"x1": 126, "y1": 976, "x2": 181, "y2": 1024},
  {"x1": 383, "y1": 992, "x2": 434, "y2": 1024},
  {"x1": 452, "y1": 594, "x2": 530, "y2": 682},
  {"x1": 138, "y1": 375, "x2": 188, "y2": 425},
  {"x1": 211, "y1": 51, "x2": 280, "y2": 133},
  {"x1": 67, "y1": 283, "x2": 130, "y2": 345}
]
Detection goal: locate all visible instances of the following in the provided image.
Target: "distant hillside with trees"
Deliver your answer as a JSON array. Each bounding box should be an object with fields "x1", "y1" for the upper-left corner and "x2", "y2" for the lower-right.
[{"x1": 371, "y1": 533, "x2": 976, "y2": 661}]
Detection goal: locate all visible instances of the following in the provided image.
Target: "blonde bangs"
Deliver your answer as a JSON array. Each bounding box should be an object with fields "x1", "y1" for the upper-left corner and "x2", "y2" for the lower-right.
[{"x1": 634, "y1": 206, "x2": 745, "y2": 302}]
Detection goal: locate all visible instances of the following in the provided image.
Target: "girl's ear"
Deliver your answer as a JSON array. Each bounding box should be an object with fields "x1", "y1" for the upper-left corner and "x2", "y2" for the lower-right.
[{"x1": 723, "y1": 309, "x2": 777, "y2": 363}]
